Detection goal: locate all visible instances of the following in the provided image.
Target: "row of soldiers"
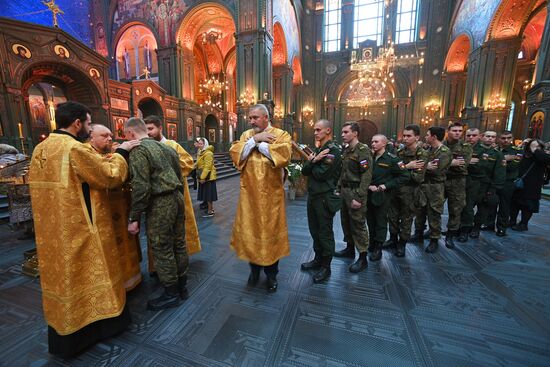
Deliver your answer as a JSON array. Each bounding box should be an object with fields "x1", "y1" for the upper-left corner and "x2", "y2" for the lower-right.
[{"x1": 300, "y1": 120, "x2": 520, "y2": 283}]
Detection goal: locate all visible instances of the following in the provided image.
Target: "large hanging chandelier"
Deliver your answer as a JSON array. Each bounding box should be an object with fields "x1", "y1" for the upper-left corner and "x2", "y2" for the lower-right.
[
  {"x1": 351, "y1": 40, "x2": 424, "y2": 84},
  {"x1": 200, "y1": 74, "x2": 228, "y2": 96}
]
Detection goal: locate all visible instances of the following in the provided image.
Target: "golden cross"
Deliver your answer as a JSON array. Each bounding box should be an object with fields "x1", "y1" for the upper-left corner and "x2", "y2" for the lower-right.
[
  {"x1": 142, "y1": 67, "x2": 150, "y2": 79},
  {"x1": 36, "y1": 150, "x2": 47, "y2": 169},
  {"x1": 42, "y1": 0, "x2": 64, "y2": 28}
]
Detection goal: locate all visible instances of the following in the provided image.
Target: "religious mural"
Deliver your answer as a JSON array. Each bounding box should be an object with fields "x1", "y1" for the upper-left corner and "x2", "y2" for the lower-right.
[
  {"x1": 0, "y1": 0, "x2": 93, "y2": 46},
  {"x1": 451, "y1": 0, "x2": 501, "y2": 48},
  {"x1": 273, "y1": 0, "x2": 300, "y2": 65},
  {"x1": 115, "y1": 25, "x2": 158, "y2": 81},
  {"x1": 529, "y1": 111, "x2": 545, "y2": 139}
]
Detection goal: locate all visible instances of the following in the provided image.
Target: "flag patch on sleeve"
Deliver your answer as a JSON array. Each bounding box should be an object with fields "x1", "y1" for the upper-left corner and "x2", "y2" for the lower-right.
[{"x1": 360, "y1": 159, "x2": 369, "y2": 169}]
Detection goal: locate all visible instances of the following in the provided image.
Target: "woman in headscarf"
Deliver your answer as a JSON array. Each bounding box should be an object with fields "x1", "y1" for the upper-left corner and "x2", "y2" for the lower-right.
[{"x1": 195, "y1": 137, "x2": 218, "y2": 217}]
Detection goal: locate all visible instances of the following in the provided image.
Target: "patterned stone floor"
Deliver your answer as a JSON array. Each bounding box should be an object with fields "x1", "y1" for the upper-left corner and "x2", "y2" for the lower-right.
[{"x1": 1, "y1": 176, "x2": 549, "y2": 366}]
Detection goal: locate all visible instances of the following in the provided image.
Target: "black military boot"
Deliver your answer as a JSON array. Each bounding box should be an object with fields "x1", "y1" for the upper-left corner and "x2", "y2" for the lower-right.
[
  {"x1": 445, "y1": 231, "x2": 456, "y2": 249},
  {"x1": 369, "y1": 243, "x2": 382, "y2": 261},
  {"x1": 349, "y1": 252, "x2": 368, "y2": 273},
  {"x1": 410, "y1": 231, "x2": 424, "y2": 244},
  {"x1": 301, "y1": 253, "x2": 322, "y2": 271},
  {"x1": 147, "y1": 284, "x2": 181, "y2": 311},
  {"x1": 382, "y1": 234, "x2": 398, "y2": 249},
  {"x1": 334, "y1": 243, "x2": 355, "y2": 258},
  {"x1": 313, "y1": 257, "x2": 331, "y2": 283},
  {"x1": 394, "y1": 239, "x2": 407, "y2": 257},
  {"x1": 425, "y1": 239, "x2": 439, "y2": 253},
  {"x1": 457, "y1": 228, "x2": 469, "y2": 242},
  {"x1": 469, "y1": 226, "x2": 480, "y2": 239},
  {"x1": 178, "y1": 276, "x2": 189, "y2": 299}
]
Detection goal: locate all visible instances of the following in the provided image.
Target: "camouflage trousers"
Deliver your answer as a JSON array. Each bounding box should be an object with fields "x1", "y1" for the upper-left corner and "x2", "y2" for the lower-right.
[
  {"x1": 340, "y1": 188, "x2": 369, "y2": 252},
  {"x1": 416, "y1": 182, "x2": 445, "y2": 240},
  {"x1": 388, "y1": 186, "x2": 418, "y2": 241},
  {"x1": 146, "y1": 191, "x2": 188, "y2": 287},
  {"x1": 445, "y1": 176, "x2": 467, "y2": 233}
]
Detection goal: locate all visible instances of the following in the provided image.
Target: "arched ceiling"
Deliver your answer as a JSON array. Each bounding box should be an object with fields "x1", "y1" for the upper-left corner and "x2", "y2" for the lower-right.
[
  {"x1": 176, "y1": 3, "x2": 235, "y2": 57},
  {"x1": 445, "y1": 34, "x2": 471, "y2": 72},
  {"x1": 452, "y1": 0, "x2": 501, "y2": 49},
  {"x1": 520, "y1": 6, "x2": 547, "y2": 60},
  {"x1": 273, "y1": 23, "x2": 288, "y2": 66},
  {"x1": 487, "y1": 0, "x2": 542, "y2": 40},
  {"x1": 273, "y1": 0, "x2": 300, "y2": 65},
  {"x1": 115, "y1": 24, "x2": 157, "y2": 59}
]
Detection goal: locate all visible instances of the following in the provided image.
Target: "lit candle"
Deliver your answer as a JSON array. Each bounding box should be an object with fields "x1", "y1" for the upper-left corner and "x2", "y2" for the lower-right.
[{"x1": 18, "y1": 123, "x2": 23, "y2": 138}]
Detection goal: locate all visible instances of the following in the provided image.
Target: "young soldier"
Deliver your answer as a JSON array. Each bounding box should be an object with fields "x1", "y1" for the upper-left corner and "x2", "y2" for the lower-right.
[
  {"x1": 367, "y1": 134, "x2": 409, "y2": 261},
  {"x1": 416, "y1": 126, "x2": 452, "y2": 253},
  {"x1": 334, "y1": 122, "x2": 373, "y2": 273},
  {"x1": 300, "y1": 119, "x2": 342, "y2": 283},
  {"x1": 484, "y1": 130, "x2": 522, "y2": 236},
  {"x1": 387, "y1": 124, "x2": 428, "y2": 257},
  {"x1": 443, "y1": 122, "x2": 472, "y2": 248}
]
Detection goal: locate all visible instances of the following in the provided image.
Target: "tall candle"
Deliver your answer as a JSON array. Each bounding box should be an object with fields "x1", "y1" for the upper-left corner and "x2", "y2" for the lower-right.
[{"x1": 18, "y1": 123, "x2": 23, "y2": 138}]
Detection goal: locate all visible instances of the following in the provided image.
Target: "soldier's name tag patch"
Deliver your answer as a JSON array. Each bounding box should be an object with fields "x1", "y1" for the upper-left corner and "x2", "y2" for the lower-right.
[
  {"x1": 378, "y1": 163, "x2": 390, "y2": 168},
  {"x1": 398, "y1": 161, "x2": 406, "y2": 170},
  {"x1": 360, "y1": 159, "x2": 369, "y2": 169}
]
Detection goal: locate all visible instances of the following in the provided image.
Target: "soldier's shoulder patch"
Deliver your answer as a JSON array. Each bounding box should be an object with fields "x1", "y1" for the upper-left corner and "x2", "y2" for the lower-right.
[
  {"x1": 388, "y1": 152, "x2": 397, "y2": 158},
  {"x1": 462, "y1": 142, "x2": 470, "y2": 146},
  {"x1": 358, "y1": 144, "x2": 367, "y2": 151},
  {"x1": 441, "y1": 146, "x2": 450, "y2": 152},
  {"x1": 360, "y1": 159, "x2": 369, "y2": 170},
  {"x1": 397, "y1": 161, "x2": 406, "y2": 170},
  {"x1": 501, "y1": 159, "x2": 507, "y2": 167}
]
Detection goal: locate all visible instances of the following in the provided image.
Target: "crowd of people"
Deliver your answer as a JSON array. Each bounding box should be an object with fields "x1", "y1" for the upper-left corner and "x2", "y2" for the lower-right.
[
  {"x1": 299, "y1": 120, "x2": 550, "y2": 283},
  {"x1": 26, "y1": 100, "x2": 549, "y2": 358}
]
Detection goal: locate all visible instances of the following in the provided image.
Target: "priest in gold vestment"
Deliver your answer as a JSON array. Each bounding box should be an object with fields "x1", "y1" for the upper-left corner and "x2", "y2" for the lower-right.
[
  {"x1": 87, "y1": 124, "x2": 142, "y2": 291},
  {"x1": 229, "y1": 104, "x2": 291, "y2": 293},
  {"x1": 144, "y1": 116, "x2": 201, "y2": 275},
  {"x1": 28, "y1": 102, "x2": 139, "y2": 358}
]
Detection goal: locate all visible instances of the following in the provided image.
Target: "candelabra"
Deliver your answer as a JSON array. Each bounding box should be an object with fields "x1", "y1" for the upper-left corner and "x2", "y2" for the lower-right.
[
  {"x1": 237, "y1": 89, "x2": 256, "y2": 107},
  {"x1": 424, "y1": 100, "x2": 440, "y2": 113},
  {"x1": 486, "y1": 94, "x2": 507, "y2": 110},
  {"x1": 200, "y1": 75, "x2": 228, "y2": 96}
]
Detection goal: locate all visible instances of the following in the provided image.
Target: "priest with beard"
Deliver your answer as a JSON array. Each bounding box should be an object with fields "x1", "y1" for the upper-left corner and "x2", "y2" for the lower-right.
[
  {"x1": 28, "y1": 102, "x2": 139, "y2": 358},
  {"x1": 229, "y1": 104, "x2": 292, "y2": 293},
  {"x1": 86, "y1": 124, "x2": 142, "y2": 291}
]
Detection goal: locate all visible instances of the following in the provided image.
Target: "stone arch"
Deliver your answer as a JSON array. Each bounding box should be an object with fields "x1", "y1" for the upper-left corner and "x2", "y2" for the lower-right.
[
  {"x1": 444, "y1": 34, "x2": 472, "y2": 73},
  {"x1": 204, "y1": 114, "x2": 219, "y2": 147},
  {"x1": 113, "y1": 22, "x2": 159, "y2": 80},
  {"x1": 19, "y1": 62, "x2": 104, "y2": 142},
  {"x1": 273, "y1": 22, "x2": 288, "y2": 67},
  {"x1": 273, "y1": 0, "x2": 301, "y2": 64},
  {"x1": 138, "y1": 97, "x2": 163, "y2": 119},
  {"x1": 356, "y1": 119, "x2": 378, "y2": 144},
  {"x1": 291, "y1": 56, "x2": 303, "y2": 86}
]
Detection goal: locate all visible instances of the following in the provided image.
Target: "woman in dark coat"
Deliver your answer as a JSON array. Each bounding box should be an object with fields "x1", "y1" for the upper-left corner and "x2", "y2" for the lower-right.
[{"x1": 510, "y1": 139, "x2": 550, "y2": 231}]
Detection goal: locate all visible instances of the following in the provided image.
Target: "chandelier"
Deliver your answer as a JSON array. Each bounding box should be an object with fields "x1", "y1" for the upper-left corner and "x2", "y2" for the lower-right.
[
  {"x1": 202, "y1": 95, "x2": 222, "y2": 109},
  {"x1": 486, "y1": 94, "x2": 507, "y2": 110},
  {"x1": 200, "y1": 74, "x2": 228, "y2": 96},
  {"x1": 346, "y1": 76, "x2": 391, "y2": 107},
  {"x1": 202, "y1": 29, "x2": 222, "y2": 44},
  {"x1": 237, "y1": 89, "x2": 256, "y2": 107},
  {"x1": 351, "y1": 41, "x2": 424, "y2": 83}
]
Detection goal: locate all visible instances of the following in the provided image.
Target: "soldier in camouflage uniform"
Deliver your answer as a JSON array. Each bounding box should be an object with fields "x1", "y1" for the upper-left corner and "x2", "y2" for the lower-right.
[
  {"x1": 484, "y1": 130, "x2": 521, "y2": 236},
  {"x1": 415, "y1": 126, "x2": 452, "y2": 253},
  {"x1": 443, "y1": 122, "x2": 472, "y2": 249},
  {"x1": 334, "y1": 122, "x2": 373, "y2": 273},
  {"x1": 367, "y1": 134, "x2": 409, "y2": 261},
  {"x1": 387, "y1": 124, "x2": 428, "y2": 257},
  {"x1": 301, "y1": 120, "x2": 342, "y2": 283},
  {"x1": 459, "y1": 130, "x2": 505, "y2": 240},
  {"x1": 124, "y1": 118, "x2": 188, "y2": 311}
]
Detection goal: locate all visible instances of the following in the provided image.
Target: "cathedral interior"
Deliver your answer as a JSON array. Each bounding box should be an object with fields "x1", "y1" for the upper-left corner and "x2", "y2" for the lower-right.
[
  {"x1": 0, "y1": 0, "x2": 549, "y2": 150},
  {"x1": 0, "y1": 0, "x2": 549, "y2": 366}
]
